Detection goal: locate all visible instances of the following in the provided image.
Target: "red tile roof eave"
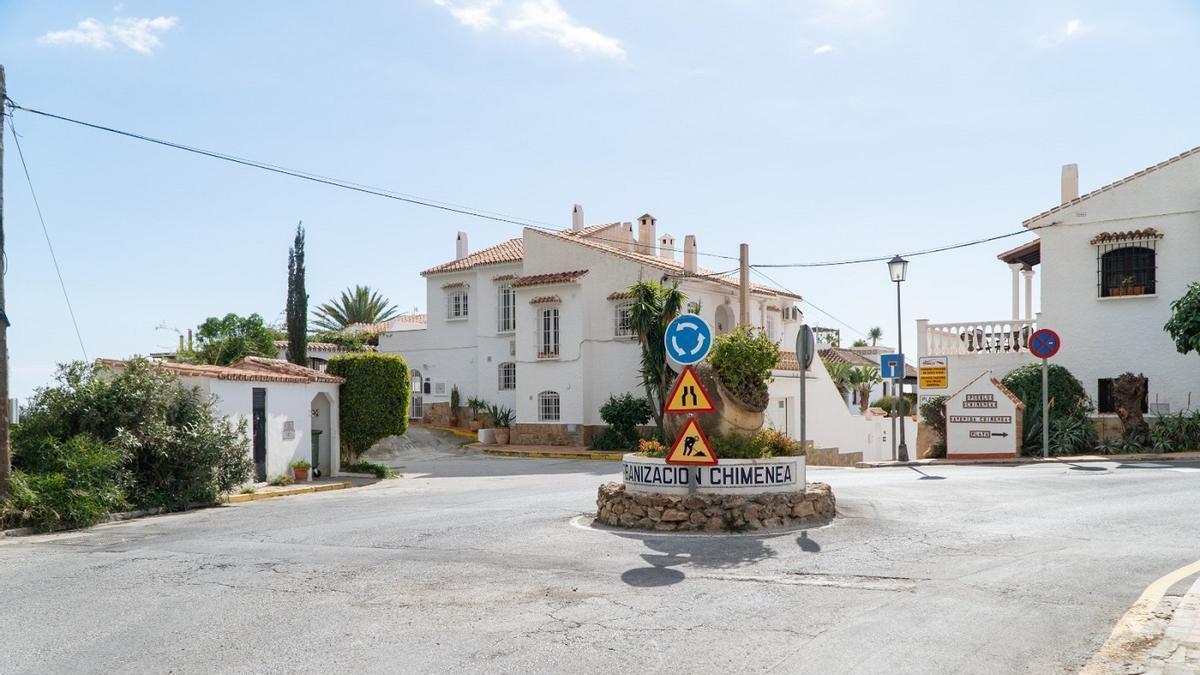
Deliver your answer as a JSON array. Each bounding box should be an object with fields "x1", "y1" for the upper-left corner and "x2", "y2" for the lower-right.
[
  {"x1": 509, "y1": 269, "x2": 590, "y2": 288},
  {"x1": 1022, "y1": 145, "x2": 1200, "y2": 227},
  {"x1": 96, "y1": 357, "x2": 344, "y2": 385}
]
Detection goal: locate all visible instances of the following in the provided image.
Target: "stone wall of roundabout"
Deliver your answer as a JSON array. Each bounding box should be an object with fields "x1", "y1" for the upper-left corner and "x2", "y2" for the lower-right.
[{"x1": 595, "y1": 454, "x2": 836, "y2": 533}]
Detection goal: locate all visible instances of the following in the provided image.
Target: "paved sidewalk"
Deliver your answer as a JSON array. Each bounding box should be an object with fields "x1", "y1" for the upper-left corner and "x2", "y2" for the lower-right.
[
  {"x1": 222, "y1": 478, "x2": 360, "y2": 503},
  {"x1": 859, "y1": 451, "x2": 1200, "y2": 469},
  {"x1": 470, "y1": 443, "x2": 625, "y2": 461},
  {"x1": 1144, "y1": 576, "x2": 1200, "y2": 674}
]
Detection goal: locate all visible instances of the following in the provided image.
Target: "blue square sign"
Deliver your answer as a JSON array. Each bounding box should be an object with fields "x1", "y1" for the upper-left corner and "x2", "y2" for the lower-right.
[{"x1": 880, "y1": 353, "x2": 904, "y2": 379}]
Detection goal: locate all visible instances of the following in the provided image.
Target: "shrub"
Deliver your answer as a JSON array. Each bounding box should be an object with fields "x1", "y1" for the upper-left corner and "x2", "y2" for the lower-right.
[
  {"x1": 590, "y1": 427, "x2": 631, "y2": 451},
  {"x1": 1164, "y1": 282, "x2": 1200, "y2": 358},
  {"x1": 1002, "y1": 363, "x2": 1098, "y2": 456},
  {"x1": 711, "y1": 433, "x2": 768, "y2": 459},
  {"x1": 708, "y1": 326, "x2": 780, "y2": 409},
  {"x1": 636, "y1": 438, "x2": 667, "y2": 458},
  {"x1": 269, "y1": 474, "x2": 294, "y2": 487},
  {"x1": 486, "y1": 403, "x2": 514, "y2": 428},
  {"x1": 1, "y1": 435, "x2": 128, "y2": 531},
  {"x1": 756, "y1": 428, "x2": 803, "y2": 456},
  {"x1": 327, "y1": 352, "x2": 410, "y2": 460},
  {"x1": 343, "y1": 460, "x2": 397, "y2": 479},
  {"x1": 1150, "y1": 410, "x2": 1200, "y2": 453},
  {"x1": 13, "y1": 359, "x2": 253, "y2": 510},
  {"x1": 597, "y1": 393, "x2": 651, "y2": 449},
  {"x1": 870, "y1": 395, "x2": 916, "y2": 417},
  {"x1": 919, "y1": 396, "x2": 948, "y2": 458}
]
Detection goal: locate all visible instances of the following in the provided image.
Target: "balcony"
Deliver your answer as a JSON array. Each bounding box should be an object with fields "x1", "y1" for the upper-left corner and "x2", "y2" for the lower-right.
[{"x1": 922, "y1": 320, "x2": 1037, "y2": 356}]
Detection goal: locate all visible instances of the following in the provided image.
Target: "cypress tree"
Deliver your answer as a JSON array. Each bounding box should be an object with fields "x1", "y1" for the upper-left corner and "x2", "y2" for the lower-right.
[{"x1": 286, "y1": 223, "x2": 308, "y2": 366}]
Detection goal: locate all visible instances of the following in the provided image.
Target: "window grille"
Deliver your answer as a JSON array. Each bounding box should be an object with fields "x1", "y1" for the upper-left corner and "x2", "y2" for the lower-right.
[
  {"x1": 539, "y1": 307, "x2": 560, "y2": 358},
  {"x1": 497, "y1": 284, "x2": 515, "y2": 332},
  {"x1": 1097, "y1": 242, "x2": 1156, "y2": 298},
  {"x1": 447, "y1": 288, "x2": 470, "y2": 319},
  {"x1": 539, "y1": 391, "x2": 561, "y2": 421},
  {"x1": 498, "y1": 362, "x2": 516, "y2": 390},
  {"x1": 613, "y1": 300, "x2": 635, "y2": 337}
]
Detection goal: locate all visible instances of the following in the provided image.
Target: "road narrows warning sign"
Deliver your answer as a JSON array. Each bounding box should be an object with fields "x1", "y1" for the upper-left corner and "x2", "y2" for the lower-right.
[
  {"x1": 666, "y1": 417, "x2": 718, "y2": 466},
  {"x1": 664, "y1": 366, "x2": 716, "y2": 414}
]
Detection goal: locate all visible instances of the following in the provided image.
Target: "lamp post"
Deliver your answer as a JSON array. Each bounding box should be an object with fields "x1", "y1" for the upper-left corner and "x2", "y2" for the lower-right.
[{"x1": 888, "y1": 255, "x2": 910, "y2": 462}]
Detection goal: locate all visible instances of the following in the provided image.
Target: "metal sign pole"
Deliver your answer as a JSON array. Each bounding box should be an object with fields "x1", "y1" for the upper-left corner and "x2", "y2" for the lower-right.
[
  {"x1": 1042, "y1": 358, "x2": 1049, "y2": 459},
  {"x1": 800, "y1": 358, "x2": 806, "y2": 453}
]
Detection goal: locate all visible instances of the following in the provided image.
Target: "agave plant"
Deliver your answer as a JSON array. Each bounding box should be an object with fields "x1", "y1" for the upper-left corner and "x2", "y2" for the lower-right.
[{"x1": 313, "y1": 285, "x2": 399, "y2": 331}]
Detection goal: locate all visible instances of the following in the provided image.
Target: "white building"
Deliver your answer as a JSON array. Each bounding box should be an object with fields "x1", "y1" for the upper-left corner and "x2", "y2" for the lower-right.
[
  {"x1": 917, "y1": 147, "x2": 1200, "y2": 433},
  {"x1": 381, "y1": 209, "x2": 910, "y2": 462},
  {"x1": 101, "y1": 357, "x2": 344, "y2": 482}
]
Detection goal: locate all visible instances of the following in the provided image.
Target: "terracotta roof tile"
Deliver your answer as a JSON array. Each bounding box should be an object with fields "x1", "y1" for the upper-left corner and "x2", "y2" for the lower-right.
[
  {"x1": 510, "y1": 269, "x2": 589, "y2": 287},
  {"x1": 1088, "y1": 228, "x2": 1164, "y2": 245},
  {"x1": 99, "y1": 357, "x2": 344, "y2": 384},
  {"x1": 273, "y1": 340, "x2": 360, "y2": 353},
  {"x1": 607, "y1": 291, "x2": 634, "y2": 300},
  {"x1": 1024, "y1": 146, "x2": 1200, "y2": 226},
  {"x1": 529, "y1": 295, "x2": 561, "y2": 304},
  {"x1": 422, "y1": 238, "x2": 524, "y2": 275},
  {"x1": 345, "y1": 315, "x2": 427, "y2": 334}
]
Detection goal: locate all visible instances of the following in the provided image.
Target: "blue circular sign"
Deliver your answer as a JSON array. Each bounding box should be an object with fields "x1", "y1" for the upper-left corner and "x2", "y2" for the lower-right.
[
  {"x1": 1029, "y1": 328, "x2": 1061, "y2": 359},
  {"x1": 664, "y1": 315, "x2": 713, "y2": 365}
]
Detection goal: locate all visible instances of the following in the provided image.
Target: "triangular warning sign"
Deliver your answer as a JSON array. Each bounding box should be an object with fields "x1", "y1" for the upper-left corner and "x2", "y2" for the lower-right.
[
  {"x1": 664, "y1": 366, "x2": 715, "y2": 414},
  {"x1": 666, "y1": 417, "x2": 718, "y2": 466}
]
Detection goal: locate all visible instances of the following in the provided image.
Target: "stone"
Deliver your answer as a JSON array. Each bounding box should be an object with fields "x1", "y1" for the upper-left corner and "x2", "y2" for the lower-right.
[
  {"x1": 722, "y1": 496, "x2": 746, "y2": 510},
  {"x1": 704, "y1": 517, "x2": 725, "y2": 532},
  {"x1": 682, "y1": 495, "x2": 707, "y2": 510},
  {"x1": 618, "y1": 513, "x2": 639, "y2": 527},
  {"x1": 745, "y1": 518, "x2": 764, "y2": 530},
  {"x1": 628, "y1": 503, "x2": 646, "y2": 517},
  {"x1": 661, "y1": 509, "x2": 689, "y2": 522},
  {"x1": 647, "y1": 508, "x2": 662, "y2": 522},
  {"x1": 743, "y1": 504, "x2": 764, "y2": 521},
  {"x1": 762, "y1": 517, "x2": 783, "y2": 529},
  {"x1": 689, "y1": 511, "x2": 707, "y2": 525},
  {"x1": 791, "y1": 501, "x2": 816, "y2": 518},
  {"x1": 654, "y1": 522, "x2": 676, "y2": 532}
]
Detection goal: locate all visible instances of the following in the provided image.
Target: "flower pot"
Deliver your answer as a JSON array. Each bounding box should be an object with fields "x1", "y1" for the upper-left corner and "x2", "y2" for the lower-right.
[
  {"x1": 495, "y1": 428, "x2": 510, "y2": 445},
  {"x1": 449, "y1": 416, "x2": 460, "y2": 428},
  {"x1": 478, "y1": 428, "x2": 497, "y2": 445},
  {"x1": 469, "y1": 420, "x2": 483, "y2": 432},
  {"x1": 293, "y1": 467, "x2": 309, "y2": 482}
]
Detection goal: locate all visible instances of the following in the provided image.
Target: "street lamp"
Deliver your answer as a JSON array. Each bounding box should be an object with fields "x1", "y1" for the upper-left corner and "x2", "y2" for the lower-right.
[{"x1": 888, "y1": 255, "x2": 909, "y2": 462}]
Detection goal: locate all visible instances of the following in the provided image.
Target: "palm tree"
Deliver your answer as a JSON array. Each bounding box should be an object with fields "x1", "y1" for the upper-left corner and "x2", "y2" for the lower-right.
[
  {"x1": 824, "y1": 360, "x2": 853, "y2": 402},
  {"x1": 313, "y1": 285, "x2": 400, "y2": 331},
  {"x1": 848, "y1": 366, "x2": 883, "y2": 414},
  {"x1": 851, "y1": 338, "x2": 869, "y2": 348},
  {"x1": 868, "y1": 326, "x2": 883, "y2": 346},
  {"x1": 626, "y1": 279, "x2": 686, "y2": 433}
]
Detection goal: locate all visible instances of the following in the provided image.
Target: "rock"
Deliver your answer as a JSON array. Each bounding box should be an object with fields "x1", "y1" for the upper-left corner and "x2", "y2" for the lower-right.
[
  {"x1": 689, "y1": 511, "x2": 707, "y2": 525},
  {"x1": 682, "y1": 495, "x2": 707, "y2": 511},
  {"x1": 791, "y1": 501, "x2": 816, "y2": 518},
  {"x1": 722, "y1": 496, "x2": 746, "y2": 510},
  {"x1": 743, "y1": 504, "x2": 764, "y2": 521},
  {"x1": 745, "y1": 518, "x2": 764, "y2": 530},
  {"x1": 762, "y1": 517, "x2": 783, "y2": 529},
  {"x1": 647, "y1": 508, "x2": 662, "y2": 522},
  {"x1": 618, "y1": 512, "x2": 640, "y2": 527},
  {"x1": 704, "y1": 517, "x2": 725, "y2": 532},
  {"x1": 661, "y1": 509, "x2": 689, "y2": 522},
  {"x1": 628, "y1": 503, "x2": 646, "y2": 517},
  {"x1": 654, "y1": 522, "x2": 677, "y2": 532}
]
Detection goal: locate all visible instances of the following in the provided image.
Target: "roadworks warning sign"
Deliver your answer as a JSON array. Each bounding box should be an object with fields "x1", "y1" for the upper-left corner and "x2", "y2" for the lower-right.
[{"x1": 666, "y1": 417, "x2": 718, "y2": 466}]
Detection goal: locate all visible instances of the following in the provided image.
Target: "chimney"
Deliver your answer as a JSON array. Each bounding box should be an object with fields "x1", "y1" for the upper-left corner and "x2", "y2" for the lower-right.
[
  {"x1": 618, "y1": 222, "x2": 634, "y2": 251},
  {"x1": 571, "y1": 204, "x2": 584, "y2": 232},
  {"x1": 683, "y1": 235, "x2": 697, "y2": 273},
  {"x1": 1061, "y1": 163, "x2": 1079, "y2": 204},
  {"x1": 178, "y1": 335, "x2": 185, "y2": 352},
  {"x1": 187, "y1": 329, "x2": 193, "y2": 352},
  {"x1": 637, "y1": 213, "x2": 657, "y2": 256},
  {"x1": 456, "y1": 231, "x2": 468, "y2": 260},
  {"x1": 659, "y1": 233, "x2": 675, "y2": 260}
]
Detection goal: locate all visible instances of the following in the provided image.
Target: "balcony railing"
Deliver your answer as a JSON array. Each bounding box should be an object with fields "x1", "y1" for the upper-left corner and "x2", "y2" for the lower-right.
[{"x1": 925, "y1": 320, "x2": 1037, "y2": 355}]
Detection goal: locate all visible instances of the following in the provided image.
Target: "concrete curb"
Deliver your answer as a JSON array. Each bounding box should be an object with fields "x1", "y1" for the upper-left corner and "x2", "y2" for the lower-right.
[
  {"x1": 223, "y1": 481, "x2": 352, "y2": 504},
  {"x1": 412, "y1": 423, "x2": 478, "y2": 441},
  {"x1": 857, "y1": 451, "x2": 1200, "y2": 469},
  {"x1": 470, "y1": 443, "x2": 625, "y2": 462}
]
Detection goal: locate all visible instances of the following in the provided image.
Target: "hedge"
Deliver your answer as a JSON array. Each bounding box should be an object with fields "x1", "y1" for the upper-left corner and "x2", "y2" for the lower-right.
[{"x1": 326, "y1": 352, "x2": 410, "y2": 459}]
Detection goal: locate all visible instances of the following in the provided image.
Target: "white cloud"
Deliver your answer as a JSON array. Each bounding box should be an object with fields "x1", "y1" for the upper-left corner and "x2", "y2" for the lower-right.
[
  {"x1": 1037, "y1": 18, "x2": 1087, "y2": 48},
  {"x1": 433, "y1": 0, "x2": 625, "y2": 59},
  {"x1": 39, "y1": 16, "x2": 178, "y2": 54},
  {"x1": 813, "y1": 44, "x2": 834, "y2": 55}
]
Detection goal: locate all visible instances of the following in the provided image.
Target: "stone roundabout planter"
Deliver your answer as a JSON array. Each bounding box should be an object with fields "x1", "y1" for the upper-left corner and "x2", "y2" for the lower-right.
[{"x1": 595, "y1": 454, "x2": 835, "y2": 533}]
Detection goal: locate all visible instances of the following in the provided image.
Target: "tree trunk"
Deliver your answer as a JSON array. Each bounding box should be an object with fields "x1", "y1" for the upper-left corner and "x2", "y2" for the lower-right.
[{"x1": 1114, "y1": 372, "x2": 1150, "y2": 446}]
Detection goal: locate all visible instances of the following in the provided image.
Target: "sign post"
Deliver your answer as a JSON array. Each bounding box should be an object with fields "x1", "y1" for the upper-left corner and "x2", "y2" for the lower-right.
[
  {"x1": 1028, "y1": 328, "x2": 1061, "y2": 459},
  {"x1": 796, "y1": 324, "x2": 815, "y2": 455},
  {"x1": 662, "y1": 316, "x2": 717, "y2": 488},
  {"x1": 880, "y1": 353, "x2": 904, "y2": 460}
]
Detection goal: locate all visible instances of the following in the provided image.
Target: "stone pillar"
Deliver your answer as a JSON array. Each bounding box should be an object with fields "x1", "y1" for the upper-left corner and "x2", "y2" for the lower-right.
[
  {"x1": 1022, "y1": 267, "x2": 1034, "y2": 321},
  {"x1": 1009, "y1": 263, "x2": 1022, "y2": 321}
]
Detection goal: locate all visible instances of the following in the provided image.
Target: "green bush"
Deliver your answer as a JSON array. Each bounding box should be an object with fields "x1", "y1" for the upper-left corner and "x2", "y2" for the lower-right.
[
  {"x1": 343, "y1": 460, "x2": 397, "y2": 479},
  {"x1": 327, "y1": 352, "x2": 410, "y2": 460},
  {"x1": 708, "y1": 326, "x2": 779, "y2": 409},
  {"x1": 590, "y1": 427, "x2": 631, "y2": 451},
  {"x1": 710, "y1": 429, "x2": 800, "y2": 459},
  {"x1": 596, "y1": 393, "x2": 651, "y2": 449},
  {"x1": 870, "y1": 395, "x2": 916, "y2": 417},
  {"x1": 12, "y1": 358, "x2": 253, "y2": 511},
  {"x1": 919, "y1": 396, "x2": 948, "y2": 458},
  {"x1": 1151, "y1": 410, "x2": 1200, "y2": 453},
  {"x1": 1002, "y1": 363, "x2": 1098, "y2": 456},
  {"x1": 269, "y1": 474, "x2": 294, "y2": 487},
  {"x1": 1, "y1": 435, "x2": 128, "y2": 531}
]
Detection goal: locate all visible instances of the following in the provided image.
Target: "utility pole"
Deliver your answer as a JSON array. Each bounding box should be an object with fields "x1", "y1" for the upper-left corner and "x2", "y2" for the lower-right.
[
  {"x1": 0, "y1": 64, "x2": 10, "y2": 496},
  {"x1": 738, "y1": 243, "x2": 750, "y2": 327}
]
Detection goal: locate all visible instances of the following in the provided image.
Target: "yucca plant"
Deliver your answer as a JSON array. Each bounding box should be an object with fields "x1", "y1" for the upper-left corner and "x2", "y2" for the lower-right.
[{"x1": 313, "y1": 285, "x2": 399, "y2": 331}]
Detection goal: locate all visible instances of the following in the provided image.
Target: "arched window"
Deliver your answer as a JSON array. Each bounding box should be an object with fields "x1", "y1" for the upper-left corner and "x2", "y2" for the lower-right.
[
  {"x1": 1099, "y1": 246, "x2": 1155, "y2": 297},
  {"x1": 538, "y1": 391, "x2": 560, "y2": 421},
  {"x1": 498, "y1": 362, "x2": 516, "y2": 390}
]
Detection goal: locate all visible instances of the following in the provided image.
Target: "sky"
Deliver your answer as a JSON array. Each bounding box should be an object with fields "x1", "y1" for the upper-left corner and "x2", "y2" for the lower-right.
[{"x1": 1, "y1": 0, "x2": 1199, "y2": 399}]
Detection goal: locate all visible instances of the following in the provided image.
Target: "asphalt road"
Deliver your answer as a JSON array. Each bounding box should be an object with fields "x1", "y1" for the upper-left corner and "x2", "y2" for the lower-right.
[{"x1": 3, "y1": 432, "x2": 1199, "y2": 674}]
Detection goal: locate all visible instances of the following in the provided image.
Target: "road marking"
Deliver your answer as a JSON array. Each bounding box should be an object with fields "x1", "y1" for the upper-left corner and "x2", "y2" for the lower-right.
[{"x1": 1082, "y1": 558, "x2": 1200, "y2": 673}]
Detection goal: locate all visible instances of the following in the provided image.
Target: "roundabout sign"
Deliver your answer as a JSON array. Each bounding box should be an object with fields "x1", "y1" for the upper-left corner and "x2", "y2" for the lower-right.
[{"x1": 664, "y1": 315, "x2": 713, "y2": 366}]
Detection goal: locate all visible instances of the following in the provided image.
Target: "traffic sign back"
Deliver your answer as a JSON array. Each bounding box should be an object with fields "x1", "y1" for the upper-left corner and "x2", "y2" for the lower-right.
[
  {"x1": 664, "y1": 315, "x2": 713, "y2": 366},
  {"x1": 1029, "y1": 329, "x2": 1061, "y2": 359},
  {"x1": 666, "y1": 418, "x2": 718, "y2": 466},
  {"x1": 664, "y1": 366, "x2": 715, "y2": 414}
]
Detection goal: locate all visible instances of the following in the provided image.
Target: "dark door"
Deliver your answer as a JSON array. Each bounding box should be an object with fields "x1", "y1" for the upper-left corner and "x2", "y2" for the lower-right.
[{"x1": 252, "y1": 388, "x2": 267, "y2": 482}]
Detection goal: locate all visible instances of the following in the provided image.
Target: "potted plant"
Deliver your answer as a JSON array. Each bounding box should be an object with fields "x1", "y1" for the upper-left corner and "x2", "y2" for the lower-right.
[
  {"x1": 1111, "y1": 276, "x2": 1144, "y2": 297},
  {"x1": 467, "y1": 397, "x2": 488, "y2": 431},
  {"x1": 491, "y1": 405, "x2": 514, "y2": 445},
  {"x1": 291, "y1": 459, "x2": 311, "y2": 482},
  {"x1": 448, "y1": 385, "x2": 461, "y2": 427}
]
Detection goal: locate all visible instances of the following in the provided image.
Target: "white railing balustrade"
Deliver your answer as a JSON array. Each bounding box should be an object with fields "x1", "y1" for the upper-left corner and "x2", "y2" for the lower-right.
[{"x1": 925, "y1": 320, "x2": 1037, "y2": 355}]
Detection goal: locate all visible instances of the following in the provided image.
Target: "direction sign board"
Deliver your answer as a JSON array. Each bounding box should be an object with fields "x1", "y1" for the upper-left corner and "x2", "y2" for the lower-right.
[
  {"x1": 664, "y1": 315, "x2": 713, "y2": 366},
  {"x1": 918, "y1": 356, "x2": 948, "y2": 389},
  {"x1": 1029, "y1": 329, "x2": 1061, "y2": 359},
  {"x1": 880, "y1": 353, "x2": 904, "y2": 380},
  {"x1": 944, "y1": 371, "x2": 1022, "y2": 459},
  {"x1": 664, "y1": 366, "x2": 715, "y2": 414},
  {"x1": 665, "y1": 417, "x2": 718, "y2": 466}
]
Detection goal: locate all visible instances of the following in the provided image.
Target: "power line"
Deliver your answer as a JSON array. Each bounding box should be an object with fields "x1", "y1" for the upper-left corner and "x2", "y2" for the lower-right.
[
  {"x1": 4, "y1": 109, "x2": 88, "y2": 360},
  {"x1": 749, "y1": 266, "x2": 869, "y2": 340}
]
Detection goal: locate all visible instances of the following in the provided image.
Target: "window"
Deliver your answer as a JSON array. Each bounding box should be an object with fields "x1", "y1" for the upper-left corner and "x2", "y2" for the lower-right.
[
  {"x1": 538, "y1": 307, "x2": 560, "y2": 358},
  {"x1": 1098, "y1": 378, "x2": 1149, "y2": 414},
  {"x1": 538, "y1": 391, "x2": 561, "y2": 421},
  {"x1": 686, "y1": 301, "x2": 701, "y2": 315},
  {"x1": 498, "y1": 362, "x2": 516, "y2": 390},
  {"x1": 497, "y1": 284, "x2": 515, "y2": 332},
  {"x1": 613, "y1": 300, "x2": 635, "y2": 338},
  {"x1": 1098, "y1": 245, "x2": 1156, "y2": 298},
  {"x1": 447, "y1": 288, "x2": 470, "y2": 319},
  {"x1": 765, "y1": 318, "x2": 776, "y2": 341}
]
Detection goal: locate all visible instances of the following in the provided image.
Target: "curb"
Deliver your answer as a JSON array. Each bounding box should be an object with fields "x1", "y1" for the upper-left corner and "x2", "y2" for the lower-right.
[
  {"x1": 223, "y1": 481, "x2": 353, "y2": 504},
  {"x1": 412, "y1": 423, "x2": 478, "y2": 440},
  {"x1": 471, "y1": 444, "x2": 625, "y2": 461},
  {"x1": 857, "y1": 451, "x2": 1200, "y2": 469}
]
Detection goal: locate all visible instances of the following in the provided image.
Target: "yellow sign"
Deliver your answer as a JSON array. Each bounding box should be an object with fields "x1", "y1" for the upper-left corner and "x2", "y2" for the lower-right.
[
  {"x1": 919, "y1": 356, "x2": 948, "y2": 389},
  {"x1": 664, "y1": 366, "x2": 716, "y2": 414},
  {"x1": 666, "y1": 418, "x2": 718, "y2": 466}
]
